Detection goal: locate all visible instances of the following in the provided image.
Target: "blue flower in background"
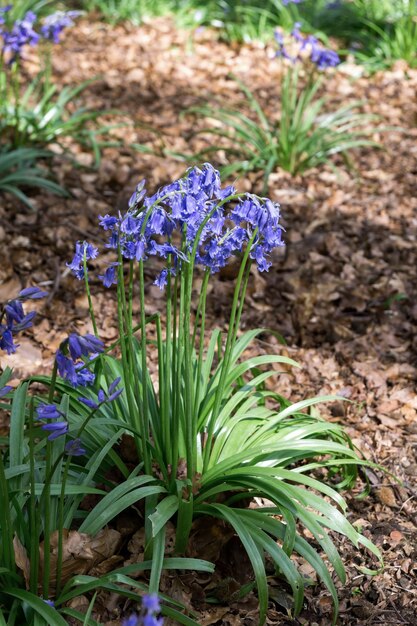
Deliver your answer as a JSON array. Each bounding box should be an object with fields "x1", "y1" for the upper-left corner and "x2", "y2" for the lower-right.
[
  {"x1": 41, "y1": 10, "x2": 82, "y2": 43},
  {"x1": 2, "y1": 10, "x2": 39, "y2": 62},
  {"x1": 275, "y1": 22, "x2": 340, "y2": 69},
  {"x1": 0, "y1": 385, "x2": 12, "y2": 398}
]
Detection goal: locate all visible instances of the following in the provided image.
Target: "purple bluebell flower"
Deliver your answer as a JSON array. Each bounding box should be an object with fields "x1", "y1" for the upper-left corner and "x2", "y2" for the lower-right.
[
  {"x1": 313, "y1": 48, "x2": 340, "y2": 69},
  {"x1": 65, "y1": 438, "x2": 86, "y2": 456},
  {"x1": 0, "y1": 385, "x2": 12, "y2": 398},
  {"x1": 41, "y1": 421, "x2": 68, "y2": 441},
  {"x1": 98, "y1": 263, "x2": 118, "y2": 288},
  {"x1": 0, "y1": 289, "x2": 44, "y2": 355},
  {"x1": 74, "y1": 364, "x2": 95, "y2": 387},
  {"x1": 36, "y1": 403, "x2": 68, "y2": 441},
  {"x1": 36, "y1": 403, "x2": 65, "y2": 420},
  {"x1": 275, "y1": 22, "x2": 340, "y2": 70},
  {"x1": 42, "y1": 599, "x2": 55, "y2": 607},
  {"x1": 18, "y1": 286, "x2": 48, "y2": 300},
  {"x1": 68, "y1": 333, "x2": 104, "y2": 361},
  {"x1": 0, "y1": 327, "x2": 16, "y2": 354},
  {"x1": 128, "y1": 179, "x2": 147, "y2": 209},
  {"x1": 81, "y1": 163, "x2": 284, "y2": 284},
  {"x1": 2, "y1": 11, "x2": 39, "y2": 63},
  {"x1": 67, "y1": 241, "x2": 99, "y2": 280},
  {"x1": 142, "y1": 594, "x2": 161, "y2": 613},
  {"x1": 154, "y1": 269, "x2": 168, "y2": 290},
  {"x1": 56, "y1": 350, "x2": 77, "y2": 385},
  {"x1": 5, "y1": 301, "x2": 36, "y2": 330},
  {"x1": 41, "y1": 10, "x2": 81, "y2": 43},
  {"x1": 99, "y1": 214, "x2": 119, "y2": 230}
]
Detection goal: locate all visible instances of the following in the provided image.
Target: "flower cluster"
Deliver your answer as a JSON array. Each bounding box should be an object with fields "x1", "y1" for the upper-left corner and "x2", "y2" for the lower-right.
[
  {"x1": 35, "y1": 402, "x2": 86, "y2": 454},
  {"x1": 275, "y1": 22, "x2": 340, "y2": 70},
  {"x1": 67, "y1": 241, "x2": 99, "y2": 280},
  {"x1": 0, "y1": 286, "x2": 47, "y2": 355},
  {"x1": 68, "y1": 163, "x2": 284, "y2": 289},
  {"x1": 36, "y1": 403, "x2": 68, "y2": 441},
  {"x1": 41, "y1": 10, "x2": 81, "y2": 43},
  {"x1": 122, "y1": 594, "x2": 163, "y2": 626},
  {"x1": 0, "y1": 6, "x2": 81, "y2": 63},
  {"x1": 56, "y1": 332, "x2": 104, "y2": 387}
]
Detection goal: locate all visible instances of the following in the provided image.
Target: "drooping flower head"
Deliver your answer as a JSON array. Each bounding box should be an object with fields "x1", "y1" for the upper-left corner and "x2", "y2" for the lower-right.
[
  {"x1": 1, "y1": 10, "x2": 39, "y2": 62},
  {"x1": 275, "y1": 22, "x2": 340, "y2": 70},
  {"x1": 0, "y1": 286, "x2": 47, "y2": 355},
  {"x1": 73, "y1": 164, "x2": 284, "y2": 289},
  {"x1": 55, "y1": 332, "x2": 104, "y2": 387},
  {"x1": 67, "y1": 241, "x2": 99, "y2": 280},
  {"x1": 41, "y1": 10, "x2": 82, "y2": 43}
]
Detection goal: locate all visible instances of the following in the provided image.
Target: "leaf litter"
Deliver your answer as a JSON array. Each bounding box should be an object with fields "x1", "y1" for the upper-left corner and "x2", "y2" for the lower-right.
[{"x1": 0, "y1": 16, "x2": 416, "y2": 626}]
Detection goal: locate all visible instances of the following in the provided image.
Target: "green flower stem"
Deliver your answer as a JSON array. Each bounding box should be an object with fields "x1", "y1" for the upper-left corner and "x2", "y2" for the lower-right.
[
  {"x1": 83, "y1": 255, "x2": 98, "y2": 337},
  {"x1": 202, "y1": 230, "x2": 257, "y2": 473},
  {"x1": 42, "y1": 440, "x2": 53, "y2": 598},
  {"x1": 193, "y1": 269, "x2": 210, "y2": 417},
  {"x1": 11, "y1": 62, "x2": 21, "y2": 147},
  {"x1": 0, "y1": 451, "x2": 13, "y2": 574},
  {"x1": 183, "y1": 256, "x2": 196, "y2": 484},
  {"x1": 229, "y1": 260, "x2": 252, "y2": 354},
  {"x1": 161, "y1": 257, "x2": 173, "y2": 467},
  {"x1": 138, "y1": 259, "x2": 152, "y2": 476},
  {"x1": 116, "y1": 257, "x2": 142, "y2": 456},
  {"x1": 169, "y1": 270, "x2": 180, "y2": 483},
  {"x1": 28, "y1": 399, "x2": 39, "y2": 594}
]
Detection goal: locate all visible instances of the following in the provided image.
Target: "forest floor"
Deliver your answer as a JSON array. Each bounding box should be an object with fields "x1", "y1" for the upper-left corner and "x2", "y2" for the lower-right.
[{"x1": 0, "y1": 17, "x2": 417, "y2": 626}]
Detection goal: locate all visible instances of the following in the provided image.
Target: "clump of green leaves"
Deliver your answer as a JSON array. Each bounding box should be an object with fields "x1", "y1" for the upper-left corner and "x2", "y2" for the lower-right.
[
  {"x1": 0, "y1": 146, "x2": 65, "y2": 207},
  {"x1": 189, "y1": 73, "x2": 378, "y2": 190},
  {"x1": 186, "y1": 26, "x2": 379, "y2": 189}
]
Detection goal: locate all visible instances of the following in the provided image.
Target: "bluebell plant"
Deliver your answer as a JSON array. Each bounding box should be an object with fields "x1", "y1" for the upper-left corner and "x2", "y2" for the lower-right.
[
  {"x1": 0, "y1": 166, "x2": 382, "y2": 625},
  {"x1": 0, "y1": 6, "x2": 81, "y2": 64},
  {"x1": 0, "y1": 4, "x2": 87, "y2": 160},
  {"x1": 122, "y1": 593, "x2": 164, "y2": 626},
  {"x1": 275, "y1": 21, "x2": 340, "y2": 69},
  {"x1": 61, "y1": 164, "x2": 381, "y2": 623}
]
